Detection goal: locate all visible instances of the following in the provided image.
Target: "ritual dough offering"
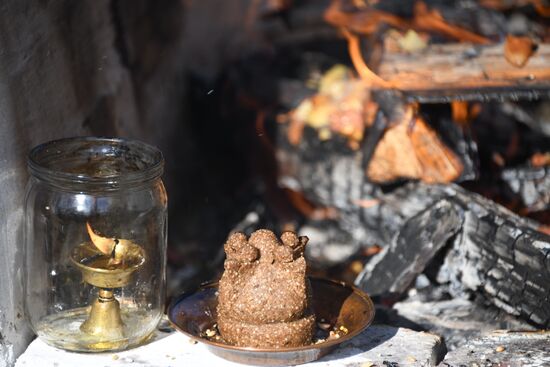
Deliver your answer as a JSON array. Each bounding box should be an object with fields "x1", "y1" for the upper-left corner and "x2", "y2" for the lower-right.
[{"x1": 217, "y1": 229, "x2": 315, "y2": 348}]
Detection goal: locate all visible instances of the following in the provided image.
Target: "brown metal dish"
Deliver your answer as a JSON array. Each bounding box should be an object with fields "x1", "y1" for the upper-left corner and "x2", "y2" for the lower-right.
[{"x1": 167, "y1": 277, "x2": 375, "y2": 366}]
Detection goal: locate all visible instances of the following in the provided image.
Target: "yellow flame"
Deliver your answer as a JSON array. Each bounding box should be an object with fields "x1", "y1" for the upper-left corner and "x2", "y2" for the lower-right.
[{"x1": 86, "y1": 222, "x2": 115, "y2": 256}]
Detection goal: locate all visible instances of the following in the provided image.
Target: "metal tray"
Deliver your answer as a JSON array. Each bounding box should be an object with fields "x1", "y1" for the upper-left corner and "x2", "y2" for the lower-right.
[{"x1": 168, "y1": 277, "x2": 375, "y2": 366}]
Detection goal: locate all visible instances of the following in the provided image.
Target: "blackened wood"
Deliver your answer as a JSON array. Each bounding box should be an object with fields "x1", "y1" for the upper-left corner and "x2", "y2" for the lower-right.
[
  {"x1": 402, "y1": 86, "x2": 550, "y2": 104},
  {"x1": 375, "y1": 43, "x2": 550, "y2": 103},
  {"x1": 277, "y1": 125, "x2": 550, "y2": 326},
  {"x1": 439, "y1": 192, "x2": 550, "y2": 327},
  {"x1": 356, "y1": 200, "x2": 462, "y2": 296},
  {"x1": 276, "y1": 118, "x2": 476, "y2": 250},
  {"x1": 354, "y1": 181, "x2": 550, "y2": 327}
]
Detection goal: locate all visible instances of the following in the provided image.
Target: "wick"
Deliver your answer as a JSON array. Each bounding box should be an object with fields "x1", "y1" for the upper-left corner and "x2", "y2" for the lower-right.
[{"x1": 111, "y1": 239, "x2": 119, "y2": 259}]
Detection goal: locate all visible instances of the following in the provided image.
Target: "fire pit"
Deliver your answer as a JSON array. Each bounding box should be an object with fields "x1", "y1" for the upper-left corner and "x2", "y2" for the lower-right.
[{"x1": 172, "y1": 0, "x2": 550, "y2": 364}]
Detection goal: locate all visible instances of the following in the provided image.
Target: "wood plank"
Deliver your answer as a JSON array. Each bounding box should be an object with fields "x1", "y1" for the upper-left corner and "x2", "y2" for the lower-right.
[{"x1": 375, "y1": 43, "x2": 550, "y2": 101}]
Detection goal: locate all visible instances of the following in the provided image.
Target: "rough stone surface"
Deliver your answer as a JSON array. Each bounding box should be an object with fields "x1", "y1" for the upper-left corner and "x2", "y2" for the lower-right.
[
  {"x1": 16, "y1": 325, "x2": 446, "y2": 367},
  {"x1": 393, "y1": 298, "x2": 536, "y2": 350},
  {"x1": 441, "y1": 330, "x2": 550, "y2": 367}
]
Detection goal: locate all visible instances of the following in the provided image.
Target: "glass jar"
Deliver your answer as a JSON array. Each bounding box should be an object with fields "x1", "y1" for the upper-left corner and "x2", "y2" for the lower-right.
[{"x1": 24, "y1": 137, "x2": 167, "y2": 352}]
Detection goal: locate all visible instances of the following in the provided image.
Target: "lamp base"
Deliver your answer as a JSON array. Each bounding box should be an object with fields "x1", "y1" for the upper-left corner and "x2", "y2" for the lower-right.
[{"x1": 80, "y1": 288, "x2": 125, "y2": 341}]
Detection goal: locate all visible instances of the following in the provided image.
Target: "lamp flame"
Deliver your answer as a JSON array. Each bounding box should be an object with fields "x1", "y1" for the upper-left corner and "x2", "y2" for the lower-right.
[{"x1": 86, "y1": 222, "x2": 116, "y2": 256}]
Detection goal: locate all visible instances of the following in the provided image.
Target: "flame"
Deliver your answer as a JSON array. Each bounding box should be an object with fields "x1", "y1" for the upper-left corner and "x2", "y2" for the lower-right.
[
  {"x1": 86, "y1": 222, "x2": 116, "y2": 256},
  {"x1": 324, "y1": 0, "x2": 490, "y2": 86},
  {"x1": 341, "y1": 28, "x2": 392, "y2": 88},
  {"x1": 451, "y1": 101, "x2": 469, "y2": 125}
]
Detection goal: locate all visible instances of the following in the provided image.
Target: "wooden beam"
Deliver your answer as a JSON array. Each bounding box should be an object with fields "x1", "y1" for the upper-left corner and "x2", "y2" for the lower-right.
[{"x1": 374, "y1": 43, "x2": 550, "y2": 102}]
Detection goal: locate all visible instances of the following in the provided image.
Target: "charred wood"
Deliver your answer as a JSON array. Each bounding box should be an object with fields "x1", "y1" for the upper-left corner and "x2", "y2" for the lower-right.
[
  {"x1": 354, "y1": 181, "x2": 550, "y2": 328},
  {"x1": 356, "y1": 200, "x2": 462, "y2": 296},
  {"x1": 276, "y1": 117, "x2": 476, "y2": 251},
  {"x1": 277, "y1": 126, "x2": 550, "y2": 326},
  {"x1": 438, "y1": 192, "x2": 550, "y2": 327},
  {"x1": 502, "y1": 165, "x2": 550, "y2": 211},
  {"x1": 375, "y1": 43, "x2": 550, "y2": 102}
]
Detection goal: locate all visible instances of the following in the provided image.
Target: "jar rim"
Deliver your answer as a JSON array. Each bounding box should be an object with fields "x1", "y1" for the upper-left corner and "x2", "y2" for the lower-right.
[{"x1": 28, "y1": 137, "x2": 164, "y2": 190}]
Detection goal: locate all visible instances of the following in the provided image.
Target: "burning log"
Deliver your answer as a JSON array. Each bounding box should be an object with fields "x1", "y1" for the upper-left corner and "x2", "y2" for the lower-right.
[
  {"x1": 278, "y1": 103, "x2": 550, "y2": 327},
  {"x1": 374, "y1": 42, "x2": 550, "y2": 101},
  {"x1": 278, "y1": 126, "x2": 550, "y2": 329},
  {"x1": 242, "y1": 0, "x2": 550, "y2": 331},
  {"x1": 504, "y1": 35, "x2": 538, "y2": 68},
  {"x1": 324, "y1": 0, "x2": 490, "y2": 44},
  {"x1": 264, "y1": 0, "x2": 550, "y2": 102},
  {"x1": 355, "y1": 182, "x2": 550, "y2": 328},
  {"x1": 357, "y1": 199, "x2": 462, "y2": 296},
  {"x1": 366, "y1": 108, "x2": 464, "y2": 183},
  {"x1": 276, "y1": 113, "x2": 477, "y2": 254},
  {"x1": 279, "y1": 67, "x2": 469, "y2": 183}
]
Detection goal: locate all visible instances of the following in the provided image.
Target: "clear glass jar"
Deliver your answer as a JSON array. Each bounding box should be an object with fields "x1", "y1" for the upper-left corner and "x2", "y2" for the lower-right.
[{"x1": 24, "y1": 137, "x2": 167, "y2": 352}]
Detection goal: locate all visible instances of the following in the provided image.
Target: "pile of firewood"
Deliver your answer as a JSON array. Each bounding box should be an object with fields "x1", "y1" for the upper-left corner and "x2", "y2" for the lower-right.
[
  {"x1": 239, "y1": 0, "x2": 550, "y2": 352},
  {"x1": 169, "y1": 0, "x2": 550, "y2": 359}
]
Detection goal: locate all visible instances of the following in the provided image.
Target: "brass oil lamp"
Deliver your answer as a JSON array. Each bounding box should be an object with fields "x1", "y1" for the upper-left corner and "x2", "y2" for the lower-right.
[
  {"x1": 69, "y1": 223, "x2": 145, "y2": 349},
  {"x1": 24, "y1": 137, "x2": 167, "y2": 352}
]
